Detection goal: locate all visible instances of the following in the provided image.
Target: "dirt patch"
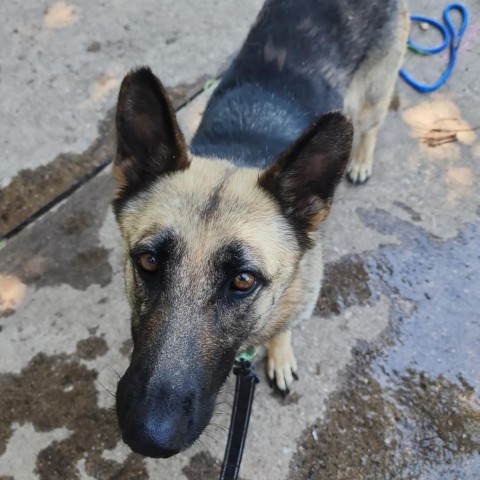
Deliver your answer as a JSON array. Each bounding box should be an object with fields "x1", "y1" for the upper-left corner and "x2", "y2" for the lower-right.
[
  {"x1": 290, "y1": 351, "x2": 480, "y2": 479},
  {"x1": 76, "y1": 336, "x2": 108, "y2": 360},
  {"x1": 289, "y1": 349, "x2": 396, "y2": 479},
  {"x1": 0, "y1": 346, "x2": 147, "y2": 480}
]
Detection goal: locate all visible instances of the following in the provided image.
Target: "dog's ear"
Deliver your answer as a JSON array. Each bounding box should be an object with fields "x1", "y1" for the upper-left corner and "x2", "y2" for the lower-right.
[
  {"x1": 259, "y1": 111, "x2": 353, "y2": 238},
  {"x1": 113, "y1": 67, "x2": 189, "y2": 200}
]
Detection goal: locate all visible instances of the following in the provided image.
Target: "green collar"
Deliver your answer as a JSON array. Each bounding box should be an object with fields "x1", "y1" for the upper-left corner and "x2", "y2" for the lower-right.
[{"x1": 235, "y1": 346, "x2": 258, "y2": 362}]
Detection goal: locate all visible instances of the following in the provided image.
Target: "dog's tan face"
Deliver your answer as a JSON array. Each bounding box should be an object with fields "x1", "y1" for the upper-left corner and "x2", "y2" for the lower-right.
[
  {"x1": 117, "y1": 157, "x2": 301, "y2": 346},
  {"x1": 113, "y1": 68, "x2": 352, "y2": 458}
]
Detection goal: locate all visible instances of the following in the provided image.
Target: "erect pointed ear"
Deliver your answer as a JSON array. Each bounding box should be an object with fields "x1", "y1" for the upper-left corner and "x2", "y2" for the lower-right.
[
  {"x1": 258, "y1": 112, "x2": 353, "y2": 243},
  {"x1": 113, "y1": 67, "x2": 189, "y2": 201}
]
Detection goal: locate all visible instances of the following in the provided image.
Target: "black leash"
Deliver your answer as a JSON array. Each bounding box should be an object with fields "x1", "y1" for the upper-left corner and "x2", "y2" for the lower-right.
[{"x1": 219, "y1": 358, "x2": 259, "y2": 480}]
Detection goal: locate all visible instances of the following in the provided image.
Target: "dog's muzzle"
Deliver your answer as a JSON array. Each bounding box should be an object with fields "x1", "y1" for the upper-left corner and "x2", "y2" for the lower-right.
[{"x1": 115, "y1": 352, "x2": 230, "y2": 458}]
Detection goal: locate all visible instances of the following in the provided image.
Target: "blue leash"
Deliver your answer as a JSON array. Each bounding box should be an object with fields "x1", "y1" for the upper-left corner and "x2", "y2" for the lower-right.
[{"x1": 399, "y1": 3, "x2": 469, "y2": 93}]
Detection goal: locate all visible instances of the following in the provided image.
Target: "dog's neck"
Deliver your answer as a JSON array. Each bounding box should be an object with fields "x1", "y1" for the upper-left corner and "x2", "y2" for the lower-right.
[{"x1": 190, "y1": 82, "x2": 342, "y2": 168}]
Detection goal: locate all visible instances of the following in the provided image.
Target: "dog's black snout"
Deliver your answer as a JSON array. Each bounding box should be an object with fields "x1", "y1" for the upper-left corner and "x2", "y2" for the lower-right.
[
  {"x1": 116, "y1": 366, "x2": 207, "y2": 458},
  {"x1": 121, "y1": 407, "x2": 185, "y2": 458},
  {"x1": 116, "y1": 341, "x2": 235, "y2": 459}
]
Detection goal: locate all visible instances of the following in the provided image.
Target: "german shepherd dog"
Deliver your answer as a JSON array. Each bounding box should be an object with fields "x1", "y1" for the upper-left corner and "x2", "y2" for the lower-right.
[{"x1": 113, "y1": 0, "x2": 408, "y2": 458}]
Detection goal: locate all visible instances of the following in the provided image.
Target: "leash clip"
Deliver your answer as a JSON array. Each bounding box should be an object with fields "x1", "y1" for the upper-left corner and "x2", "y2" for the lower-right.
[{"x1": 233, "y1": 358, "x2": 260, "y2": 383}]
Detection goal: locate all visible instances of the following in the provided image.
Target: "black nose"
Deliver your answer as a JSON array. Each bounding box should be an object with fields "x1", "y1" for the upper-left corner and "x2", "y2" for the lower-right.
[
  {"x1": 121, "y1": 407, "x2": 186, "y2": 458},
  {"x1": 116, "y1": 366, "x2": 197, "y2": 458},
  {"x1": 116, "y1": 349, "x2": 228, "y2": 459}
]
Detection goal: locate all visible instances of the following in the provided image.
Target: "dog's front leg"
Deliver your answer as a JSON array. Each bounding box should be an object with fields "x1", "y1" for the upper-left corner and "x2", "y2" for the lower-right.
[{"x1": 267, "y1": 329, "x2": 298, "y2": 394}]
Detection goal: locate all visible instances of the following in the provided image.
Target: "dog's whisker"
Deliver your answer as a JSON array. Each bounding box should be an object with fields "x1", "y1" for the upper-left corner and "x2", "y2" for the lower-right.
[
  {"x1": 97, "y1": 379, "x2": 116, "y2": 399},
  {"x1": 119, "y1": 442, "x2": 131, "y2": 455},
  {"x1": 209, "y1": 422, "x2": 229, "y2": 433},
  {"x1": 202, "y1": 430, "x2": 219, "y2": 443},
  {"x1": 218, "y1": 389, "x2": 236, "y2": 397},
  {"x1": 190, "y1": 441, "x2": 200, "y2": 454},
  {"x1": 102, "y1": 364, "x2": 122, "y2": 380},
  {"x1": 198, "y1": 438, "x2": 207, "y2": 450}
]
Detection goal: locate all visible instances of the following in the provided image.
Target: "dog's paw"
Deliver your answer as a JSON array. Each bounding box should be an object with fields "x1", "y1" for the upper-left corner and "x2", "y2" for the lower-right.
[
  {"x1": 267, "y1": 342, "x2": 298, "y2": 395},
  {"x1": 346, "y1": 161, "x2": 372, "y2": 185}
]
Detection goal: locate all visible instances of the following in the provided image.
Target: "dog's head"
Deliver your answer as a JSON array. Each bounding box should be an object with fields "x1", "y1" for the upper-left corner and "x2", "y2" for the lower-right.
[{"x1": 113, "y1": 67, "x2": 352, "y2": 458}]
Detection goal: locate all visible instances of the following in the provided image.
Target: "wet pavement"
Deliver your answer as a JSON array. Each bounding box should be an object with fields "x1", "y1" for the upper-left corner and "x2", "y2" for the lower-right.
[
  {"x1": 0, "y1": 77, "x2": 208, "y2": 239},
  {"x1": 0, "y1": 0, "x2": 261, "y2": 237},
  {"x1": 1, "y1": 0, "x2": 480, "y2": 479},
  {"x1": 291, "y1": 211, "x2": 480, "y2": 479}
]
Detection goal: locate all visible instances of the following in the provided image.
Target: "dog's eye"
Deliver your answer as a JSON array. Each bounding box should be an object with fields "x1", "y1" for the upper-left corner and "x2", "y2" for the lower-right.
[
  {"x1": 138, "y1": 253, "x2": 159, "y2": 273},
  {"x1": 230, "y1": 272, "x2": 256, "y2": 293}
]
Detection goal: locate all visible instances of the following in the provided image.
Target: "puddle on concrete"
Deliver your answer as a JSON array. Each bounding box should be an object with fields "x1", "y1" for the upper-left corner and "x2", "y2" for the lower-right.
[
  {"x1": 0, "y1": 342, "x2": 148, "y2": 479},
  {"x1": 316, "y1": 254, "x2": 374, "y2": 317},
  {"x1": 291, "y1": 209, "x2": 480, "y2": 479}
]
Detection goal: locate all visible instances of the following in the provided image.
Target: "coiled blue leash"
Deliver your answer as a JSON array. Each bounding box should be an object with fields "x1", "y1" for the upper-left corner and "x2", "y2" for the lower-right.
[{"x1": 399, "y1": 3, "x2": 469, "y2": 93}]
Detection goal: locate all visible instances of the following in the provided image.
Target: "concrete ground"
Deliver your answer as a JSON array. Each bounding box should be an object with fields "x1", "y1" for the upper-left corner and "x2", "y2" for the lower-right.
[{"x1": 1, "y1": 0, "x2": 479, "y2": 479}]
